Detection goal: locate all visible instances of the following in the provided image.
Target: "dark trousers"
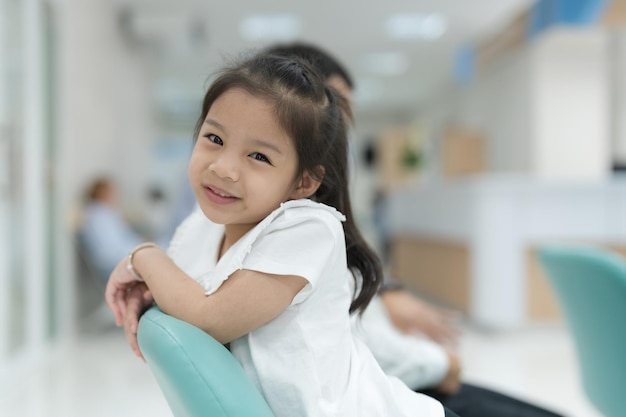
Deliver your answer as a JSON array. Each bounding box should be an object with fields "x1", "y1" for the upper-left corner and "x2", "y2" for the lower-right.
[
  {"x1": 420, "y1": 383, "x2": 564, "y2": 417},
  {"x1": 444, "y1": 406, "x2": 461, "y2": 417}
]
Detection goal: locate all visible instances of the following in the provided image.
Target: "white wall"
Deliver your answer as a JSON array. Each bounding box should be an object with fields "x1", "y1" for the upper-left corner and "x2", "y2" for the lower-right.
[
  {"x1": 459, "y1": 47, "x2": 533, "y2": 174},
  {"x1": 418, "y1": 27, "x2": 610, "y2": 181},
  {"x1": 56, "y1": 0, "x2": 155, "y2": 210},
  {"x1": 610, "y1": 28, "x2": 626, "y2": 166},
  {"x1": 418, "y1": 45, "x2": 532, "y2": 178},
  {"x1": 531, "y1": 28, "x2": 610, "y2": 181}
]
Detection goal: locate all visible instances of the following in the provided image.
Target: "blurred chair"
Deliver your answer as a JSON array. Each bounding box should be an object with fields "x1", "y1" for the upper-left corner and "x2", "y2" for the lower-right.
[
  {"x1": 137, "y1": 306, "x2": 275, "y2": 417},
  {"x1": 74, "y1": 233, "x2": 117, "y2": 332},
  {"x1": 75, "y1": 232, "x2": 106, "y2": 288},
  {"x1": 538, "y1": 245, "x2": 626, "y2": 417}
]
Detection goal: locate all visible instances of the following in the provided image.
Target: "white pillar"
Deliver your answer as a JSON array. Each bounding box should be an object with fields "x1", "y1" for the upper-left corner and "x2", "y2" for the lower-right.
[
  {"x1": 22, "y1": 0, "x2": 47, "y2": 351},
  {"x1": 609, "y1": 29, "x2": 626, "y2": 167},
  {"x1": 471, "y1": 189, "x2": 526, "y2": 328},
  {"x1": 531, "y1": 28, "x2": 610, "y2": 181},
  {"x1": 0, "y1": 0, "x2": 8, "y2": 362}
]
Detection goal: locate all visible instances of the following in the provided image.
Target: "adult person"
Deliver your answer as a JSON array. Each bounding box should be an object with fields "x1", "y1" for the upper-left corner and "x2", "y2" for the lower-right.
[
  {"x1": 80, "y1": 177, "x2": 144, "y2": 285},
  {"x1": 265, "y1": 42, "x2": 564, "y2": 417},
  {"x1": 265, "y1": 43, "x2": 460, "y2": 345}
]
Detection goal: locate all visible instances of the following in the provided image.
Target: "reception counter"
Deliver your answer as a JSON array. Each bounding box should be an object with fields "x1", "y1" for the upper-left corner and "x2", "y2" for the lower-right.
[{"x1": 386, "y1": 175, "x2": 626, "y2": 329}]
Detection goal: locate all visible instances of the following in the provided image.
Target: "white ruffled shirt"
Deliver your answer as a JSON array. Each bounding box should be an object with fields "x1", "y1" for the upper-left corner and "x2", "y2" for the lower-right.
[{"x1": 167, "y1": 199, "x2": 443, "y2": 417}]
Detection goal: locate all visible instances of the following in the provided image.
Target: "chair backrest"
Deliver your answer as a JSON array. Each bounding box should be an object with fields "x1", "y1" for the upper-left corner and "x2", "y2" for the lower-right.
[
  {"x1": 137, "y1": 306, "x2": 275, "y2": 417},
  {"x1": 538, "y1": 245, "x2": 626, "y2": 417}
]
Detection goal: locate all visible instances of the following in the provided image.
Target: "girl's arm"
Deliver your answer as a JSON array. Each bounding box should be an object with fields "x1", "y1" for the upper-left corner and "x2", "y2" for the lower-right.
[{"x1": 105, "y1": 245, "x2": 307, "y2": 344}]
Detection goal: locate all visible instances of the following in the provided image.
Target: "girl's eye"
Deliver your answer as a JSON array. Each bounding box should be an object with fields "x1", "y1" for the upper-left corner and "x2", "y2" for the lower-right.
[
  {"x1": 250, "y1": 152, "x2": 270, "y2": 164},
  {"x1": 207, "y1": 134, "x2": 223, "y2": 145}
]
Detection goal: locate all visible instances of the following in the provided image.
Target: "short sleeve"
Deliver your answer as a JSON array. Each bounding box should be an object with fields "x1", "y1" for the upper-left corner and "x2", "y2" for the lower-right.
[
  {"x1": 198, "y1": 200, "x2": 345, "y2": 301},
  {"x1": 241, "y1": 213, "x2": 340, "y2": 304}
]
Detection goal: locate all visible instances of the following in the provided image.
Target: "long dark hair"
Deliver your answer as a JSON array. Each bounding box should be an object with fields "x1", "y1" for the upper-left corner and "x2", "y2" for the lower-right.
[{"x1": 194, "y1": 53, "x2": 382, "y2": 314}]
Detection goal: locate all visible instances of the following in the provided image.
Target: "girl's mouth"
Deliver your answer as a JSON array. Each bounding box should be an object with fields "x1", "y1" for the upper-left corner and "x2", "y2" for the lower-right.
[{"x1": 204, "y1": 185, "x2": 239, "y2": 204}]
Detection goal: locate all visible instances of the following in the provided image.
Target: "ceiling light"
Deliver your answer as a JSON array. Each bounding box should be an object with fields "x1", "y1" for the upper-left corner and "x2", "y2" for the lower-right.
[
  {"x1": 239, "y1": 14, "x2": 301, "y2": 41},
  {"x1": 386, "y1": 13, "x2": 447, "y2": 40},
  {"x1": 358, "y1": 52, "x2": 409, "y2": 77}
]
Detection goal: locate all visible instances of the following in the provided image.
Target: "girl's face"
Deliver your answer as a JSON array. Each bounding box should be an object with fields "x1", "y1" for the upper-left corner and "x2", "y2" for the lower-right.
[{"x1": 189, "y1": 87, "x2": 311, "y2": 240}]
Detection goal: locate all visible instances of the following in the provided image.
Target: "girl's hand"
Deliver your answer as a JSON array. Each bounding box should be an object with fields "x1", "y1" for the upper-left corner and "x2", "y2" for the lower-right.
[
  {"x1": 123, "y1": 283, "x2": 154, "y2": 361},
  {"x1": 105, "y1": 256, "x2": 141, "y2": 326}
]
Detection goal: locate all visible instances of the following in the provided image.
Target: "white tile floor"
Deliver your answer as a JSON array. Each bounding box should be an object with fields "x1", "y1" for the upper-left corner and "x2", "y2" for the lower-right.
[
  {"x1": 0, "y1": 318, "x2": 603, "y2": 417},
  {"x1": 459, "y1": 324, "x2": 602, "y2": 417}
]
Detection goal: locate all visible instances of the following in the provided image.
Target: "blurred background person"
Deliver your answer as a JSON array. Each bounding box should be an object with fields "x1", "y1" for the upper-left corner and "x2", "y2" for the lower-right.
[
  {"x1": 79, "y1": 177, "x2": 145, "y2": 285},
  {"x1": 265, "y1": 41, "x2": 459, "y2": 343},
  {"x1": 264, "y1": 41, "x2": 564, "y2": 417}
]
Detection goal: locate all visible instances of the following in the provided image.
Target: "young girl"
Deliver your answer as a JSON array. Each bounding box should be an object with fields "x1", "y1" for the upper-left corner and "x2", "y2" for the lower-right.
[{"x1": 105, "y1": 53, "x2": 448, "y2": 417}]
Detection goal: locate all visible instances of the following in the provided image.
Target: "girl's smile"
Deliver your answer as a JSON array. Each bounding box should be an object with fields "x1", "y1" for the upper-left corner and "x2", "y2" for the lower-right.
[{"x1": 202, "y1": 184, "x2": 240, "y2": 205}]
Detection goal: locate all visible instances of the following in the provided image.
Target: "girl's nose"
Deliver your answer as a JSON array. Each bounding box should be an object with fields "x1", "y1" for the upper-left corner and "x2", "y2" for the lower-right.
[{"x1": 209, "y1": 153, "x2": 239, "y2": 181}]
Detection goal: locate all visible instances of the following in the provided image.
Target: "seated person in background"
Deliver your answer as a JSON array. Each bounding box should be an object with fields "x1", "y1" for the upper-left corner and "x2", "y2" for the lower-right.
[
  {"x1": 267, "y1": 42, "x2": 565, "y2": 417},
  {"x1": 80, "y1": 177, "x2": 143, "y2": 285},
  {"x1": 266, "y1": 41, "x2": 459, "y2": 345}
]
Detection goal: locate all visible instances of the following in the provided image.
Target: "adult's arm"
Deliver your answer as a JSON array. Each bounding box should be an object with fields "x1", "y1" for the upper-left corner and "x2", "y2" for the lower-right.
[
  {"x1": 352, "y1": 294, "x2": 452, "y2": 390},
  {"x1": 380, "y1": 288, "x2": 460, "y2": 345}
]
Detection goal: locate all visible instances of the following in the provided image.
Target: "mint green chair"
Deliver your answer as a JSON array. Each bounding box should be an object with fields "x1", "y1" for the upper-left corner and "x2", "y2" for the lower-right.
[
  {"x1": 538, "y1": 245, "x2": 626, "y2": 417},
  {"x1": 137, "y1": 306, "x2": 276, "y2": 417}
]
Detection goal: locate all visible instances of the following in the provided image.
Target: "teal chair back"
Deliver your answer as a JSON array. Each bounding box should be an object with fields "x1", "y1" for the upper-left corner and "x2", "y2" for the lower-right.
[
  {"x1": 539, "y1": 245, "x2": 626, "y2": 417},
  {"x1": 137, "y1": 306, "x2": 276, "y2": 417}
]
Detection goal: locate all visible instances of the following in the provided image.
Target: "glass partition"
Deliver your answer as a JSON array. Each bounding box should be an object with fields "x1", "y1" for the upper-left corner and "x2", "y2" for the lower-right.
[{"x1": 0, "y1": 0, "x2": 56, "y2": 372}]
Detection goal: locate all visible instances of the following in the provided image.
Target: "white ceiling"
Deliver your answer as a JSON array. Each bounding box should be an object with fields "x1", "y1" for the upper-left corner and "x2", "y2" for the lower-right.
[{"x1": 113, "y1": 0, "x2": 535, "y2": 123}]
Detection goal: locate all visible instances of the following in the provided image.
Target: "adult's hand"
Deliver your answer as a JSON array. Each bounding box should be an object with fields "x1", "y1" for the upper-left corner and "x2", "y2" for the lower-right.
[
  {"x1": 435, "y1": 351, "x2": 462, "y2": 396},
  {"x1": 380, "y1": 289, "x2": 460, "y2": 346}
]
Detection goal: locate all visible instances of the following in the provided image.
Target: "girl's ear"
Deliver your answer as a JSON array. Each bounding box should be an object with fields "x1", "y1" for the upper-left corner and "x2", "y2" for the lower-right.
[{"x1": 290, "y1": 168, "x2": 323, "y2": 200}]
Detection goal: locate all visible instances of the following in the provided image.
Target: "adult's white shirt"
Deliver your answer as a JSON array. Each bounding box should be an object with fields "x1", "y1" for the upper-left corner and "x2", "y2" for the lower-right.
[{"x1": 352, "y1": 295, "x2": 450, "y2": 390}]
